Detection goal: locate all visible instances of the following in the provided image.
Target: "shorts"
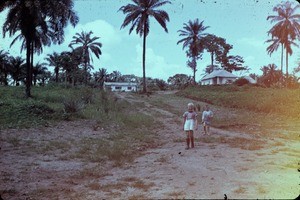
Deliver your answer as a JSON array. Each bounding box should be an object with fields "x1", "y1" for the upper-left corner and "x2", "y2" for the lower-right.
[
  {"x1": 203, "y1": 121, "x2": 211, "y2": 126},
  {"x1": 184, "y1": 119, "x2": 195, "y2": 131}
]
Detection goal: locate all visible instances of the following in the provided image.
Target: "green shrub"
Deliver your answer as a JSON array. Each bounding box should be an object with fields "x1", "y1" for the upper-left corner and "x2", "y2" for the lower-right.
[
  {"x1": 234, "y1": 78, "x2": 250, "y2": 86},
  {"x1": 62, "y1": 98, "x2": 85, "y2": 113}
]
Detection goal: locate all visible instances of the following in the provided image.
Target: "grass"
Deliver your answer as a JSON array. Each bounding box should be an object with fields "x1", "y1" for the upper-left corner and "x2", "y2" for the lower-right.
[
  {"x1": 234, "y1": 186, "x2": 247, "y2": 194},
  {"x1": 156, "y1": 155, "x2": 169, "y2": 163},
  {"x1": 0, "y1": 85, "x2": 83, "y2": 128},
  {"x1": 165, "y1": 191, "x2": 185, "y2": 199},
  {"x1": 88, "y1": 182, "x2": 101, "y2": 190},
  {"x1": 177, "y1": 85, "x2": 300, "y2": 119},
  {"x1": 0, "y1": 84, "x2": 161, "y2": 167},
  {"x1": 175, "y1": 85, "x2": 300, "y2": 139},
  {"x1": 6, "y1": 136, "x2": 21, "y2": 147},
  {"x1": 131, "y1": 180, "x2": 155, "y2": 191},
  {"x1": 256, "y1": 185, "x2": 267, "y2": 194}
]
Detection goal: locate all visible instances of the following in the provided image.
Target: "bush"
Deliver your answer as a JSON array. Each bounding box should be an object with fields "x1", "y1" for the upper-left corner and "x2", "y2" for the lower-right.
[
  {"x1": 234, "y1": 78, "x2": 250, "y2": 86},
  {"x1": 62, "y1": 98, "x2": 85, "y2": 113}
]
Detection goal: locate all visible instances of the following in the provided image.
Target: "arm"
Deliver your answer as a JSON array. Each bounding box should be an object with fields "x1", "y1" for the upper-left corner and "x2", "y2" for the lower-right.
[
  {"x1": 182, "y1": 112, "x2": 186, "y2": 130},
  {"x1": 182, "y1": 117, "x2": 186, "y2": 130}
]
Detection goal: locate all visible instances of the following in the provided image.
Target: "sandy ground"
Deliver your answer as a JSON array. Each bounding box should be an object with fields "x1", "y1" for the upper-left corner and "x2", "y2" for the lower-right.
[{"x1": 0, "y1": 91, "x2": 299, "y2": 199}]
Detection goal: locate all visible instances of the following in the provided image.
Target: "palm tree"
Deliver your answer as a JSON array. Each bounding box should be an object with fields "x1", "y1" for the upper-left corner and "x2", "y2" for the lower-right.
[
  {"x1": 9, "y1": 56, "x2": 25, "y2": 86},
  {"x1": 94, "y1": 68, "x2": 108, "y2": 88},
  {"x1": 267, "y1": 1, "x2": 300, "y2": 76},
  {"x1": 260, "y1": 63, "x2": 283, "y2": 87},
  {"x1": 119, "y1": 0, "x2": 171, "y2": 93},
  {"x1": 265, "y1": 36, "x2": 284, "y2": 72},
  {"x1": 0, "y1": 50, "x2": 10, "y2": 85},
  {"x1": 69, "y1": 31, "x2": 102, "y2": 85},
  {"x1": 187, "y1": 58, "x2": 197, "y2": 83},
  {"x1": 32, "y1": 62, "x2": 48, "y2": 86},
  {"x1": 1, "y1": 0, "x2": 78, "y2": 97},
  {"x1": 177, "y1": 19, "x2": 209, "y2": 82},
  {"x1": 46, "y1": 52, "x2": 61, "y2": 83},
  {"x1": 59, "y1": 50, "x2": 81, "y2": 86}
]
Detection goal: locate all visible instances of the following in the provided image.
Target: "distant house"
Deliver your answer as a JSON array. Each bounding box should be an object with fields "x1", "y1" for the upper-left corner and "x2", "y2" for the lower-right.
[
  {"x1": 201, "y1": 69, "x2": 238, "y2": 85},
  {"x1": 103, "y1": 82, "x2": 138, "y2": 92}
]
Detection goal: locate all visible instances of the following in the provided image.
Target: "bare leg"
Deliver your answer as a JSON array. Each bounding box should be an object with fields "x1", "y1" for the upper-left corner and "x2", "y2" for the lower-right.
[
  {"x1": 203, "y1": 123, "x2": 207, "y2": 135},
  {"x1": 185, "y1": 131, "x2": 190, "y2": 150},
  {"x1": 190, "y1": 131, "x2": 194, "y2": 148}
]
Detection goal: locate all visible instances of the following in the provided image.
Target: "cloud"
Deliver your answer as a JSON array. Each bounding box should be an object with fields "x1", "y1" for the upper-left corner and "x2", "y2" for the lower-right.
[
  {"x1": 0, "y1": 17, "x2": 123, "y2": 67},
  {"x1": 124, "y1": 44, "x2": 189, "y2": 81},
  {"x1": 237, "y1": 37, "x2": 266, "y2": 48},
  {"x1": 65, "y1": 19, "x2": 122, "y2": 49},
  {"x1": 42, "y1": 19, "x2": 122, "y2": 55}
]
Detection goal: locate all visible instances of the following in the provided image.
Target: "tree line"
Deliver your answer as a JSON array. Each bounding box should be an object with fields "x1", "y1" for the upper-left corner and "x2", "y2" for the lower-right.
[{"x1": 1, "y1": 0, "x2": 300, "y2": 97}]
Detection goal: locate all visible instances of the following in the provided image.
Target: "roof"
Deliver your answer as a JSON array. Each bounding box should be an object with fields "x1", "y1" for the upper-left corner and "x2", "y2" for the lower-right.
[
  {"x1": 201, "y1": 69, "x2": 238, "y2": 81},
  {"x1": 242, "y1": 76, "x2": 257, "y2": 83},
  {"x1": 104, "y1": 82, "x2": 138, "y2": 86}
]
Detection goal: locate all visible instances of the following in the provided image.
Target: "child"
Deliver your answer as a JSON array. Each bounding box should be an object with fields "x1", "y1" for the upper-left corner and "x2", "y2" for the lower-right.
[
  {"x1": 182, "y1": 103, "x2": 198, "y2": 149},
  {"x1": 202, "y1": 105, "x2": 213, "y2": 135}
]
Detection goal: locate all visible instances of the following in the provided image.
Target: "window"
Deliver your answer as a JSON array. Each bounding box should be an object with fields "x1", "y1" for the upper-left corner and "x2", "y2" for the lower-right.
[
  {"x1": 115, "y1": 86, "x2": 121, "y2": 90},
  {"x1": 127, "y1": 87, "x2": 132, "y2": 90}
]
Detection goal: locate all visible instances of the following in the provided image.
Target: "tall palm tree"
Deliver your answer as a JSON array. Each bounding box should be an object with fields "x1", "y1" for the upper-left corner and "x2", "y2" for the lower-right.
[
  {"x1": 265, "y1": 36, "x2": 284, "y2": 72},
  {"x1": 1, "y1": 0, "x2": 78, "y2": 97},
  {"x1": 69, "y1": 31, "x2": 102, "y2": 85},
  {"x1": 177, "y1": 19, "x2": 209, "y2": 82},
  {"x1": 119, "y1": 0, "x2": 171, "y2": 93},
  {"x1": 46, "y1": 52, "x2": 61, "y2": 83},
  {"x1": 267, "y1": 1, "x2": 300, "y2": 76},
  {"x1": 9, "y1": 56, "x2": 25, "y2": 86}
]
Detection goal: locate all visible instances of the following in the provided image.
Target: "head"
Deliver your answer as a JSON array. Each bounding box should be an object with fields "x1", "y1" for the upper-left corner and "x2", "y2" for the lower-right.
[
  {"x1": 205, "y1": 105, "x2": 209, "y2": 111},
  {"x1": 187, "y1": 103, "x2": 195, "y2": 112}
]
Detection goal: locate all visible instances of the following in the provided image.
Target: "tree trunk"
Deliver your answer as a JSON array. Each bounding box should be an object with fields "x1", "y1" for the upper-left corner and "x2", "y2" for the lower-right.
[
  {"x1": 55, "y1": 67, "x2": 59, "y2": 83},
  {"x1": 65, "y1": 71, "x2": 68, "y2": 87},
  {"x1": 211, "y1": 52, "x2": 214, "y2": 67},
  {"x1": 142, "y1": 27, "x2": 147, "y2": 93},
  {"x1": 193, "y1": 57, "x2": 197, "y2": 83},
  {"x1": 193, "y1": 68, "x2": 196, "y2": 83},
  {"x1": 286, "y1": 48, "x2": 288, "y2": 77},
  {"x1": 72, "y1": 71, "x2": 75, "y2": 86},
  {"x1": 4, "y1": 72, "x2": 8, "y2": 86},
  {"x1": 31, "y1": 42, "x2": 34, "y2": 86},
  {"x1": 25, "y1": 40, "x2": 32, "y2": 98},
  {"x1": 280, "y1": 43, "x2": 283, "y2": 73},
  {"x1": 85, "y1": 62, "x2": 88, "y2": 85},
  {"x1": 33, "y1": 75, "x2": 37, "y2": 86}
]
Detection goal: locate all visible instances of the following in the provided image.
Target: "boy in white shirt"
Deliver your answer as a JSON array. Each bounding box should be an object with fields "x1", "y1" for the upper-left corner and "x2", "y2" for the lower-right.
[{"x1": 202, "y1": 105, "x2": 213, "y2": 135}]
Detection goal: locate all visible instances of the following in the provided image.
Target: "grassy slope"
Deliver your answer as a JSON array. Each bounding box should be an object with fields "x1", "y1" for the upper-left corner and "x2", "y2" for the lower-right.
[
  {"x1": 177, "y1": 85, "x2": 300, "y2": 119},
  {"x1": 0, "y1": 85, "x2": 160, "y2": 165},
  {"x1": 176, "y1": 85, "x2": 300, "y2": 140}
]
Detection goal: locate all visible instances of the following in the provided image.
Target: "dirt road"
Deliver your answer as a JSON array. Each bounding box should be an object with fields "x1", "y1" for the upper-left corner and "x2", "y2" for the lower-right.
[
  {"x1": 106, "y1": 91, "x2": 299, "y2": 199},
  {"x1": 1, "y1": 91, "x2": 299, "y2": 199}
]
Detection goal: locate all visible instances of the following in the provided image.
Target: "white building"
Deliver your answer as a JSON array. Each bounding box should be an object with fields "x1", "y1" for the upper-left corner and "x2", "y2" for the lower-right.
[
  {"x1": 200, "y1": 69, "x2": 238, "y2": 85},
  {"x1": 103, "y1": 82, "x2": 138, "y2": 92}
]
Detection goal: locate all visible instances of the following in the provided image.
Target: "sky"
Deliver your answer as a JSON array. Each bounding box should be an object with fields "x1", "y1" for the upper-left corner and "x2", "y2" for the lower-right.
[{"x1": 1, "y1": 0, "x2": 300, "y2": 82}]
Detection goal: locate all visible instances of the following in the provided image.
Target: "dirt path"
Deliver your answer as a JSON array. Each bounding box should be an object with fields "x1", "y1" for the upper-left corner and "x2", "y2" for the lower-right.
[
  {"x1": 1, "y1": 91, "x2": 299, "y2": 199},
  {"x1": 104, "y1": 91, "x2": 299, "y2": 199}
]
